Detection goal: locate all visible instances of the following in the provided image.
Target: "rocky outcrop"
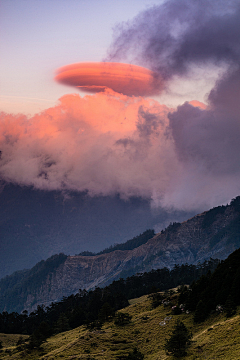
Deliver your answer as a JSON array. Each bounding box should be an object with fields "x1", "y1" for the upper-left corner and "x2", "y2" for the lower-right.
[{"x1": 1, "y1": 197, "x2": 240, "y2": 313}]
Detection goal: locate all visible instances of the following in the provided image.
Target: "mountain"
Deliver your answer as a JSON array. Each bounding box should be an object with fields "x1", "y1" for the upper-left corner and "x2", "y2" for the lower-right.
[
  {"x1": 0, "y1": 196, "x2": 240, "y2": 313},
  {"x1": 0, "y1": 260, "x2": 219, "y2": 336},
  {"x1": 0, "y1": 182, "x2": 192, "y2": 279}
]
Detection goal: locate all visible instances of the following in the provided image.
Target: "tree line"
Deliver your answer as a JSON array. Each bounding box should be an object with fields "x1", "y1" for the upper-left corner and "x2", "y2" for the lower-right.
[
  {"x1": 78, "y1": 229, "x2": 155, "y2": 256},
  {"x1": 0, "y1": 258, "x2": 219, "y2": 338},
  {"x1": 178, "y1": 247, "x2": 240, "y2": 322}
]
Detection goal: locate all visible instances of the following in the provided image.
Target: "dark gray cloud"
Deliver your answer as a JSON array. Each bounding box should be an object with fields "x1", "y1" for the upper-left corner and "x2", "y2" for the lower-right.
[
  {"x1": 105, "y1": 0, "x2": 240, "y2": 209},
  {"x1": 136, "y1": 106, "x2": 163, "y2": 137},
  {"x1": 168, "y1": 64, "x2": 240, "y2": 175},
  {"x1": 107, "y1": 0, "x2": 240, "y2": 78}
]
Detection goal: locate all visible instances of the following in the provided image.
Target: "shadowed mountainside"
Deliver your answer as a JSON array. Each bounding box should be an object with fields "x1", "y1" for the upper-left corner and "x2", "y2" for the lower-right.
[
  {"x1": 0, "y1": 182, "x2": 192, "y2": 279},
  {"x1": 0, "y1": 196, "x2": 240, "y2": 313}
]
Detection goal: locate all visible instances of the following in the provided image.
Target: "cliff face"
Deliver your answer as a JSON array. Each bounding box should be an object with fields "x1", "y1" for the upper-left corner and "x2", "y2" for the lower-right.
[{"x1": 1, "y1": 198, "x2": 240, "y2": 313}]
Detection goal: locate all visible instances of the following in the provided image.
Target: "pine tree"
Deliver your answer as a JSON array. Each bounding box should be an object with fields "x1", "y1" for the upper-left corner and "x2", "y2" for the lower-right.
[
  {"x1": 54, "y1": 313, "x2": 71, "y2": 334},
  {"x1": 225, "y1": 295, "x2": 236, "y2": 318},
  {"x1": 165, "y1": 320, "x2": 192, "y2": 357},
  {"x1": 27, "y1": 321, "x2": 52, "y2": 349},
  {"x1": 98, "y1": 302, "x2": 114, "y2": 323},
  {"x1": 194, "y1": 300, "x2": 207, "y2": 323}
]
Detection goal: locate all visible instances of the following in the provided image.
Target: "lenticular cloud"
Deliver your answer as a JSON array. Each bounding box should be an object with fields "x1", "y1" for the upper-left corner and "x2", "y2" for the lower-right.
[{"x1": 55, "y1": 62, "x2": 162, "y2": 97}]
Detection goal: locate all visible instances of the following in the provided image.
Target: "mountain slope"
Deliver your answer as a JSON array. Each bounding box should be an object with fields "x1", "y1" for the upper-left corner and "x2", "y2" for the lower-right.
[
  {"x1": 1, "y1": 196, "x2": 240, "y2": 313},
  {"x1": 0, "y1": 182, "x2": 192, "y2": 279},
  {"x1": 1, "y1": 294, "x2": 240, "y2": 359}
]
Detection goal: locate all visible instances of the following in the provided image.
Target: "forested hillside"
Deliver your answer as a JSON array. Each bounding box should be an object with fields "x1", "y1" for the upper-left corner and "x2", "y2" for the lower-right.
[
  {"x1": 178, "y1": 247, "x2": 240, "y2": 322},
  {"x1": 0, "y1": 259, "x2": 218, "y2": 334},
  {"x1": 1, "y1": 251, "x2": 240, "y2": 359}
]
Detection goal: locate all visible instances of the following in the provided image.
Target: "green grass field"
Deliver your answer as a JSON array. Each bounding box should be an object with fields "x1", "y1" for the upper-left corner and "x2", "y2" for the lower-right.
[{"x1": 1, "y1": 292, "x2": 240, "y2": 359}]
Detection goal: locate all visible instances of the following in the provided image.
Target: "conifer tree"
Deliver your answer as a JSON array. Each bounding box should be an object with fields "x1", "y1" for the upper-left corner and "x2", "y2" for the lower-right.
[
  {"x1": 165, "y1": 320, "x2": 192, "y2": 357},
  {"x1": 54, "y1": 313, "x2": 71, "y2": 334},
  {"x1": 98, "y1": 302, "x2": 114, "y2": 322},
  {"x1": 194, "y1": 300, "x2": 207, "y2": 323},
  {"x1": 225, "y1": 295, "x2": 236, "y2": 318}
]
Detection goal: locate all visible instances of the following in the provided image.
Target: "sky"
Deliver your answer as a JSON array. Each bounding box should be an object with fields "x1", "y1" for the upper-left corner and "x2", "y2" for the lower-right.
[
  {"x1": 1, "y1": 0, "x2": 164, "y2": 114},
  {"x1": 1, "y1": 0, "x2": 240, "y2": 213}
]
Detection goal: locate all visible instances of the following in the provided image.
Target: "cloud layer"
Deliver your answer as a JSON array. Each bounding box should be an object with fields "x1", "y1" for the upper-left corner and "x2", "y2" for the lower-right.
[
  {"x1": 105, "y1": 0, "x2": 240, "y2": 209},
  {"x1": 0, "y1": 92, "x2": 174, "y2": 199},
  {"x1": 1, "y1": 0, "x2": 240, "y2": 212},
  {"x1": 106, "y1": 0, "x2": 240, "y2": 78}
]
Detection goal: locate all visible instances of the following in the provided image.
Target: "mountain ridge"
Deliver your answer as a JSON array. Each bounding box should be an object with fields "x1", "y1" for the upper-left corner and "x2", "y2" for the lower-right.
[
  {"x1": 0, "y1": 182, "x2": 192, "y2": 279},
  {"x1": 0, "y1": 196, "x2": 240, "y2": 313}
]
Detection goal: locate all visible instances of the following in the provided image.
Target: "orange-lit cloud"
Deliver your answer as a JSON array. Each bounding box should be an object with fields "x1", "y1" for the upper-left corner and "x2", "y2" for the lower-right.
[
  {"x1": 0, "y1": 93, "x2": 172, "y2": 197},
  {"x1": 1, "y1": 84, "x2": 239, "y2": 212},
  {"x1": 55, "y1": 62, "x2": 162, "y2": 97},
  {"x1": 189, "y1": 100, "x2": 207, "y2": 110}
]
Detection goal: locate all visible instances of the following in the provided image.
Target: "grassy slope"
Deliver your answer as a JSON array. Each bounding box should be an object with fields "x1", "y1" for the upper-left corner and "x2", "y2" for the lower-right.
[{"x1": 1, "y1": 293, "x2": 240, "y2": 359}]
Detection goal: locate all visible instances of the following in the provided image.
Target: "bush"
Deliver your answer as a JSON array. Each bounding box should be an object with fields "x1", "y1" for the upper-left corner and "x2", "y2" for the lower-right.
[
  {"x1": 16, "y1": 336, "x2": 25, "y2": 346},
  {"x1": 114, "y1": 312, "x2": 132, "y2": 326},
  {"x1": 88, "y1": 320, "x2": 103, "y2": 330},
  {"x1": 149, "y1": 292, "x2": 163, "y2": 308},
  {"x1": 117, "y1": 347, "x2": 144, "y2": 359}
]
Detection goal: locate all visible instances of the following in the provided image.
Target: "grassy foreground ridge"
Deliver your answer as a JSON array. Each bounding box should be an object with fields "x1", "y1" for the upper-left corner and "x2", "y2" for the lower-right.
[{"x1": 1, "y1": 291, "x2": 240, "y2": 359}]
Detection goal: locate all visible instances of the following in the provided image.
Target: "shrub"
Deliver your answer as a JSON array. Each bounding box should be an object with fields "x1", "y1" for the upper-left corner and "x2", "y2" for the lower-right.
[
  {"x1": 114, "y1": 312, "x2": 132, "y2": 326},
  {"x1": 116, "y1": 347, "x2": 144, "y2": 359}
]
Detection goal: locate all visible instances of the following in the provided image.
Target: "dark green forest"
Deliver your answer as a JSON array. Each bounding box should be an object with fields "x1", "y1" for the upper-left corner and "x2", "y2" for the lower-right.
[
  {"x1": 0, "y1": 258, "x2": 219, "y2": 340},
  {"x1": 178, "y1": 247, "x2": 240, "y2": 323}
]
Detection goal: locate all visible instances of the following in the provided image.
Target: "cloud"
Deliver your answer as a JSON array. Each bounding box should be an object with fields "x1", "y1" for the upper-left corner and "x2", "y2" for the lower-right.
[
  {"x1": 106, "y1": 0, "x2": 240, "y2": 78},
  {"x1": 1, "y1": 88, "x2": 239, "y2": 212},
  {"x1": 55, "y1": 62, "x2": 163, "y2": 97},
  {"x1": 1, "y1": 0, "x2": 240, "y2": 213},
  {"x1": 102, "y1": 0, "x2": 240, "y2": 209},
  {"x1": 0, "y1": 92, "x2": 176, "y2": 200}
]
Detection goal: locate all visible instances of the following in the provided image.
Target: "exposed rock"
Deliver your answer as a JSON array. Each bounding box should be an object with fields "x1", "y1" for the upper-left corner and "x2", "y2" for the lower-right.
[{"x1": 1, "y1": 197, "x2": 240, "y2": 313}]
